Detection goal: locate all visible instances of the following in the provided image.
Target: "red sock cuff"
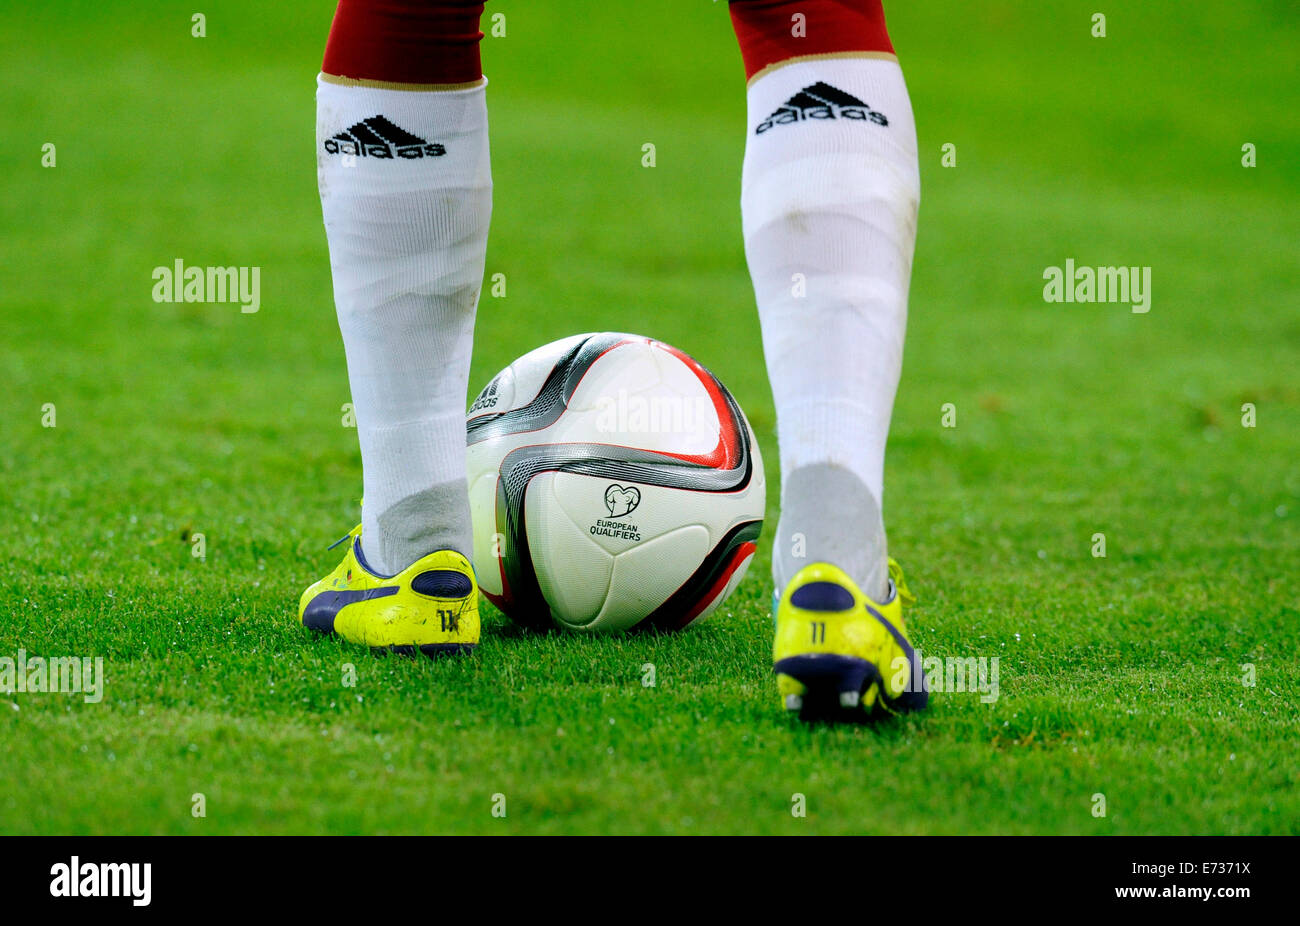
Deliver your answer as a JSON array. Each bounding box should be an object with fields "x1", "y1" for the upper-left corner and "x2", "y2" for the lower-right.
[
  {"x1": 729, "y1": 0, "x2": 893, "y2": 81},
  {"x1": 322, "y1": 1, "x2": 485, "y2": 85}
]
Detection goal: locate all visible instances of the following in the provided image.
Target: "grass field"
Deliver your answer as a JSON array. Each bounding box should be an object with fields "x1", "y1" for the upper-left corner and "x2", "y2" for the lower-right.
[{"x1": 2, "y1": 1, "x2": 1297, "y2": 835}]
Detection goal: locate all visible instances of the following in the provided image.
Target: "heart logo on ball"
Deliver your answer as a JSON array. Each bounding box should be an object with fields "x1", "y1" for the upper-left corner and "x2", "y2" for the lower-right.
[{"x1": 604, "y1": 484, "x2": 642, "y2": 518}]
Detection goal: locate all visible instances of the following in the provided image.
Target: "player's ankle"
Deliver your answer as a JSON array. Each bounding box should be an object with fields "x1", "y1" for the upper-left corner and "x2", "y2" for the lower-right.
[
  {"x1": 362, "y1": 483, "x2": 473, "y2": 576},
  {"x1": 773, "y1": 462, "x2": 889, "y2": 601}
]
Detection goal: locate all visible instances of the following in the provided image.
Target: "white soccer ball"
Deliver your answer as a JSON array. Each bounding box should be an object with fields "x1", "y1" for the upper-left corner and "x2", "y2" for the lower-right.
[{"x1": 466, "y1": 333, "x2": 766, "y2": 633}]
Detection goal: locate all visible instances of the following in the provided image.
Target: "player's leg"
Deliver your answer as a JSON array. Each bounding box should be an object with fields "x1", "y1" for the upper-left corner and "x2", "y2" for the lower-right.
[
  {"x1": 299, "y1": 0, "x2": 490, "y2": 655},
  {"x1": 728, "y1": 0, "x2": 927, "y2": 716}
]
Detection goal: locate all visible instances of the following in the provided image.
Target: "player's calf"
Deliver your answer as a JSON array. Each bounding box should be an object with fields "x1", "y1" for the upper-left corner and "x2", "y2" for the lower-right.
[
  {"x1": 730, "y1": 0, "x2": 919, "y2": 605},
  {"x1": 316, "y1": 0, "x2": 492, "y2": 578}
]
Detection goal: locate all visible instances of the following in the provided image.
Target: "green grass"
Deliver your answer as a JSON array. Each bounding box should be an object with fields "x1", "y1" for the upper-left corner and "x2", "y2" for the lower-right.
[{"x1": 1, "y1": 0, "x2": 1297, "y2": 834}]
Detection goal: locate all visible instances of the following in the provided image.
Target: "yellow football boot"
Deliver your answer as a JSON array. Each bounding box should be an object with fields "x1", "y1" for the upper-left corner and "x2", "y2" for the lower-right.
[
  {"x1": 299, "y1": 524, "x2": 479, "y2": 656},
  {"x1": 773, "y1": 558, "x2": 927, "y2": 720}
]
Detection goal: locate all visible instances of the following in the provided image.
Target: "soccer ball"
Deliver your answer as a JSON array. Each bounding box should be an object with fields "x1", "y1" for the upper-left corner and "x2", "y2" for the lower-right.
[{"x1": 466, "y1": 332, "x2": 765, "y2": 633}]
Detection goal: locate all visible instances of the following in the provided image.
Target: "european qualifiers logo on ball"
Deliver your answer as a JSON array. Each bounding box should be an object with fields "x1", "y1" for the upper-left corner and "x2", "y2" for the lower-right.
[
  {"x1": 603, "y1": 484, "x2": 641, "y2": 518},
  {"x1": 756, "y1": 81, "x2": 888, "y2": 135},
  {"x1": 592, "y1": 484, "x2": 642, "y2": 542},
  {"x1": 323, "y1": 114, "x2": 446, "y2": 159}
]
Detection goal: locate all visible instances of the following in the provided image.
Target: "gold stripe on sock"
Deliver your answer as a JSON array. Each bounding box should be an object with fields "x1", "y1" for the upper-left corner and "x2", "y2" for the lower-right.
[
  {"x1": 747, "y1": 50, "x2": 898, "y2": 87},
  {"x1": 320, "y1": 73, "x2": 486, "y2": 92}
]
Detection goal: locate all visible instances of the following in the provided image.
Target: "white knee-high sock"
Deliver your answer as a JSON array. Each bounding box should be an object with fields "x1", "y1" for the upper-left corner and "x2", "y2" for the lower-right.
[
  {"x1": 316, "y1": 76, "x2": 492, "y2": 575},
  {"x1": 739, "y1": 57, "x2": 920, "y2": 598}
]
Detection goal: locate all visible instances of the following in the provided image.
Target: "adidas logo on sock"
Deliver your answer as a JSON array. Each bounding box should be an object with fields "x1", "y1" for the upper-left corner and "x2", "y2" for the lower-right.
[
  {"x1": 323, "y1": 115, "x2": 447, "y2": 160},
  {"x1": 755, "y1": 82, "x2": 888, "y2": 135}
]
